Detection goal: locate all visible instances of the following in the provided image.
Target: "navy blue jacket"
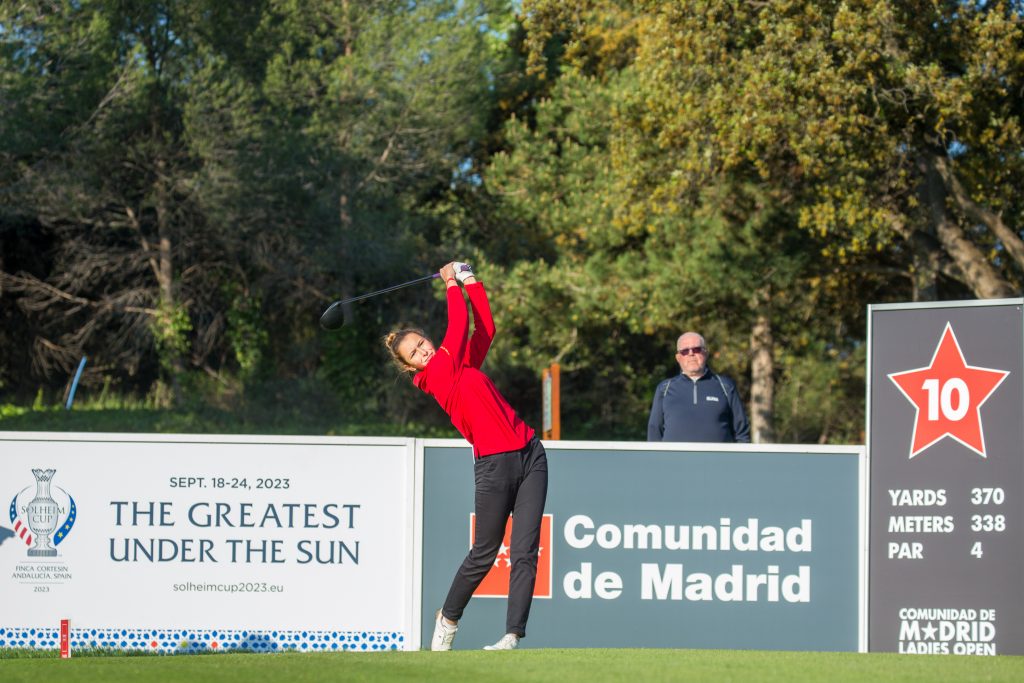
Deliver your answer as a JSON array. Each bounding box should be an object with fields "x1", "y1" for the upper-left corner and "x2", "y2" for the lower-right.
[{"x1": 647, "y1": 369, "x2": 751, "y2": 443}]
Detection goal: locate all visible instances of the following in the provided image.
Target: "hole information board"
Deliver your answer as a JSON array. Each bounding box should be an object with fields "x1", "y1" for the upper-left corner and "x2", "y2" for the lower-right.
[{"x1": 867, "y1": 300, "x2": 1023, "y2": 655}]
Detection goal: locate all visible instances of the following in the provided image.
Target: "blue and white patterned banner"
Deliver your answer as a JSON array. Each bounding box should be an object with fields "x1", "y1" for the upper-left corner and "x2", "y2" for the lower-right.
[{"x1": 0, "y1": 626, "x2": 405, "y2": 653}]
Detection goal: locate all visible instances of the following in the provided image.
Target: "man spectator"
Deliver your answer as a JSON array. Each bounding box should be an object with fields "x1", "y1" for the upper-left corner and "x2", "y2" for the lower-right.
[{"x1": 647, "y1": 332, "x2": 751, "y2": 443}]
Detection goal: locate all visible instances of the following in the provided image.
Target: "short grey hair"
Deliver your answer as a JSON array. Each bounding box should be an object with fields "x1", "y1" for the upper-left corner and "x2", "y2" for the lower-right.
[{"x1": 677, "y1": 331, "x2": 706, "y2": 349}]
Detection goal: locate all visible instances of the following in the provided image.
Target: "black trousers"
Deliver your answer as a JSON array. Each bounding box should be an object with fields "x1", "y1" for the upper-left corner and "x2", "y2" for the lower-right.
[{"x1": 441, "y1": 436, "x2": 548, "y2": 638}]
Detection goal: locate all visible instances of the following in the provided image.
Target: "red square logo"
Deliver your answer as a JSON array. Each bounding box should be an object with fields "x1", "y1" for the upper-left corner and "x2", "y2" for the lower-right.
[{"x1": 470, "y1": 513, "x2": 553, "y2": 599}]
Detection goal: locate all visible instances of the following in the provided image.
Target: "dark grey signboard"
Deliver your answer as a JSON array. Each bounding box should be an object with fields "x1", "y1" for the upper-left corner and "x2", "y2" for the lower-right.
[
  {"x1": 868, "y1": 300, "x2": 1024, "y2": 655},
  {"x1": 421, "y1": 443, "x2": 862, "y2": 650}
]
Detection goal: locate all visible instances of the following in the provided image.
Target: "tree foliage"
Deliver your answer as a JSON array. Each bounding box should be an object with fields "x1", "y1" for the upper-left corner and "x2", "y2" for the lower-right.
[
  {"x1": 481, "y1": 0, "x2": 1021, "y2": 441},
  {"x1": 2, "y1": 0, "x2": 508, "y2": 422},
  {"x1": 2, "y1": 0, "x2": 1021, "y2": 442}
]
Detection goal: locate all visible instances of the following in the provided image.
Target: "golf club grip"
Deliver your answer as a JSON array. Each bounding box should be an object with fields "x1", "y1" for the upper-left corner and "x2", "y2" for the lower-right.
[{"x1": 319, "y1": 273, "x2": 441, "y2": 331}]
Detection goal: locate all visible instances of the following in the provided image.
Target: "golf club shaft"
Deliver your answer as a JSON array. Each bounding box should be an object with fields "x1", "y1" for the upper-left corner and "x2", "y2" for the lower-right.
[
  {"x1": 337, "y1": 272, "x2": 439, "y2": 306},
  {"x1": 319, "y1": 272, "x2": 440, "y2": 330}
]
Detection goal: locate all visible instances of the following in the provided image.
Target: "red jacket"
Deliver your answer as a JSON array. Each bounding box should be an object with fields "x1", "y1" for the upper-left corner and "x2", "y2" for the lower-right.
[{"x1": 413, "y1": 282, "x2": 534, "y2": 457}]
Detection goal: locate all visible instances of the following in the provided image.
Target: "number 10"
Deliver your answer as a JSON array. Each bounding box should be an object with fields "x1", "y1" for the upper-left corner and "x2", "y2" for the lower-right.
[{"x1": 922, "y1": 378, "x2": 969, "y2": 421}]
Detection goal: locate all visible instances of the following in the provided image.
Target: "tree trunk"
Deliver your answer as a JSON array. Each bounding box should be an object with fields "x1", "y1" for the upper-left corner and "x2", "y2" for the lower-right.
[
  {"x1": 749, "y1": 302, "x2": 775, "y2": 444},
  {"x1": 336, "y1": 1, "x2": 356, "y2": 327},
  {"x1": 337, "y1": 192, "x2": 355, "y2": 326},
  {"x1": 920, "y1": 152, "x2": 1016, "y2": 299},
  {"x1": 155, "y1": 174, "x2": 185, "y2": 405},
  {"x1": 934, "y1": 155, "x2": 1024, "y2": 276},
  {"x1": 909, "y1": 229, "x2": 940, "y2": 302}
]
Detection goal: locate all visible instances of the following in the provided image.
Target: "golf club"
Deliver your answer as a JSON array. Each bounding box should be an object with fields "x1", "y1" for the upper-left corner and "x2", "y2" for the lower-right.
[{"x1": 319, "y1": 273, "x2": 440, "y2": 330}]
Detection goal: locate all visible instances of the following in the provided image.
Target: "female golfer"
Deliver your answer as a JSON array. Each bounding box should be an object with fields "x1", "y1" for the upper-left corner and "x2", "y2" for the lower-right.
[{"x1": 384, "y1": 261, "x2": 548, "y2": 651}]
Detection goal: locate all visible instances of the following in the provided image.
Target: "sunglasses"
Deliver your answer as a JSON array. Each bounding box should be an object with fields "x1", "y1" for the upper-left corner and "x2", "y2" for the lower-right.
[{"x1": 676, "y1": 346, "x2": 706, "y2": 357}]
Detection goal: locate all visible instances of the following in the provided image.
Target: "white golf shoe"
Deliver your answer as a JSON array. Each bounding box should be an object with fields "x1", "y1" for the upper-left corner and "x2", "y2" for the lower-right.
[
  {"x1": 483, "y1": 633, "x2": 519, "y2": 650},
  {"x1": 430, "y1": 609, "x2": 458, "y2": 651}
]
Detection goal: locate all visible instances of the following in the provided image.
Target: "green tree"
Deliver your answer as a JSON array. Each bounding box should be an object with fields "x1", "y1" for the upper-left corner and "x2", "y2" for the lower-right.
[
  {"x1": 602, "y1": 0, "x2": 1024, "y2": 300},
  {"x1": 479, "y1": 0, "x2": 937, "y2": 441},
  {"x1": 0, "y1": 0, "x2": 260, "y2": 401},
  {"x1": 494, "y1": 0, "x2": 1023, "y2": 444},
  {"x1": 1, "y1": 1, "x2": 512, "y2": 424},
  {"x1": 227, "y1": 0, "x2": 512, "y2": 423}
]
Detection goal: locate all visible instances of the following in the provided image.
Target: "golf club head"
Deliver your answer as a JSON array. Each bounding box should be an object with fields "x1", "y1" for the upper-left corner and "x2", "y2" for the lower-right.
[{"x1": 319, "y1": 301, "x2": 346, "y2": 331}]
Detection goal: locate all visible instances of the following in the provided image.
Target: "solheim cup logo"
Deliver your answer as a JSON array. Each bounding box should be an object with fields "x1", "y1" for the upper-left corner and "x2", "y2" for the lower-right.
[
  {"x1": 9, "y1": 468, "x2": 77, "y2": 557},
  {"x1": 26, "y1": 469, "x2": 59, "y2": 556}
]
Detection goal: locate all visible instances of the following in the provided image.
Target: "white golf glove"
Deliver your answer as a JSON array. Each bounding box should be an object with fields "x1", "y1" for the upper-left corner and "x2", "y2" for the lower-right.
[{"x1": 453, "y1": 262, "x2": 474, "y2": 284}]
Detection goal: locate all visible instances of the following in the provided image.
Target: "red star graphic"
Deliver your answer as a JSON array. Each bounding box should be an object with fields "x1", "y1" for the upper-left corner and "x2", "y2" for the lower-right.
[{"x1": 888, "y1": 322, "x2": 1009, "y2": 459}]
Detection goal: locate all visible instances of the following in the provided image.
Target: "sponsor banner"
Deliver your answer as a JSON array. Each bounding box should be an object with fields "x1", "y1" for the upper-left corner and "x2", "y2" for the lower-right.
[
  {"x1": 867, "y1": 300, "x2": 1024, "y2": 655},
  {"x1": 0, "y1": 433, "x2": 416, "y2": 652},
  {"x1": 422, "y1": 441, "x2": 863, "y2": 651},
  {"x1": 471, "y1": 513, "x2": 553, "y2": 599}
]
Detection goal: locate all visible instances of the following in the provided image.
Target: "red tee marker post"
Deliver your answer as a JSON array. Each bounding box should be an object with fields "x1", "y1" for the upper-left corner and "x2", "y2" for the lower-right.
[
  {"x1": 542, "y1": 363, "x2": 560, "y2": 440},
  {"x1": 60, "y1": 619, "x2": 70, "y2": 658}
]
